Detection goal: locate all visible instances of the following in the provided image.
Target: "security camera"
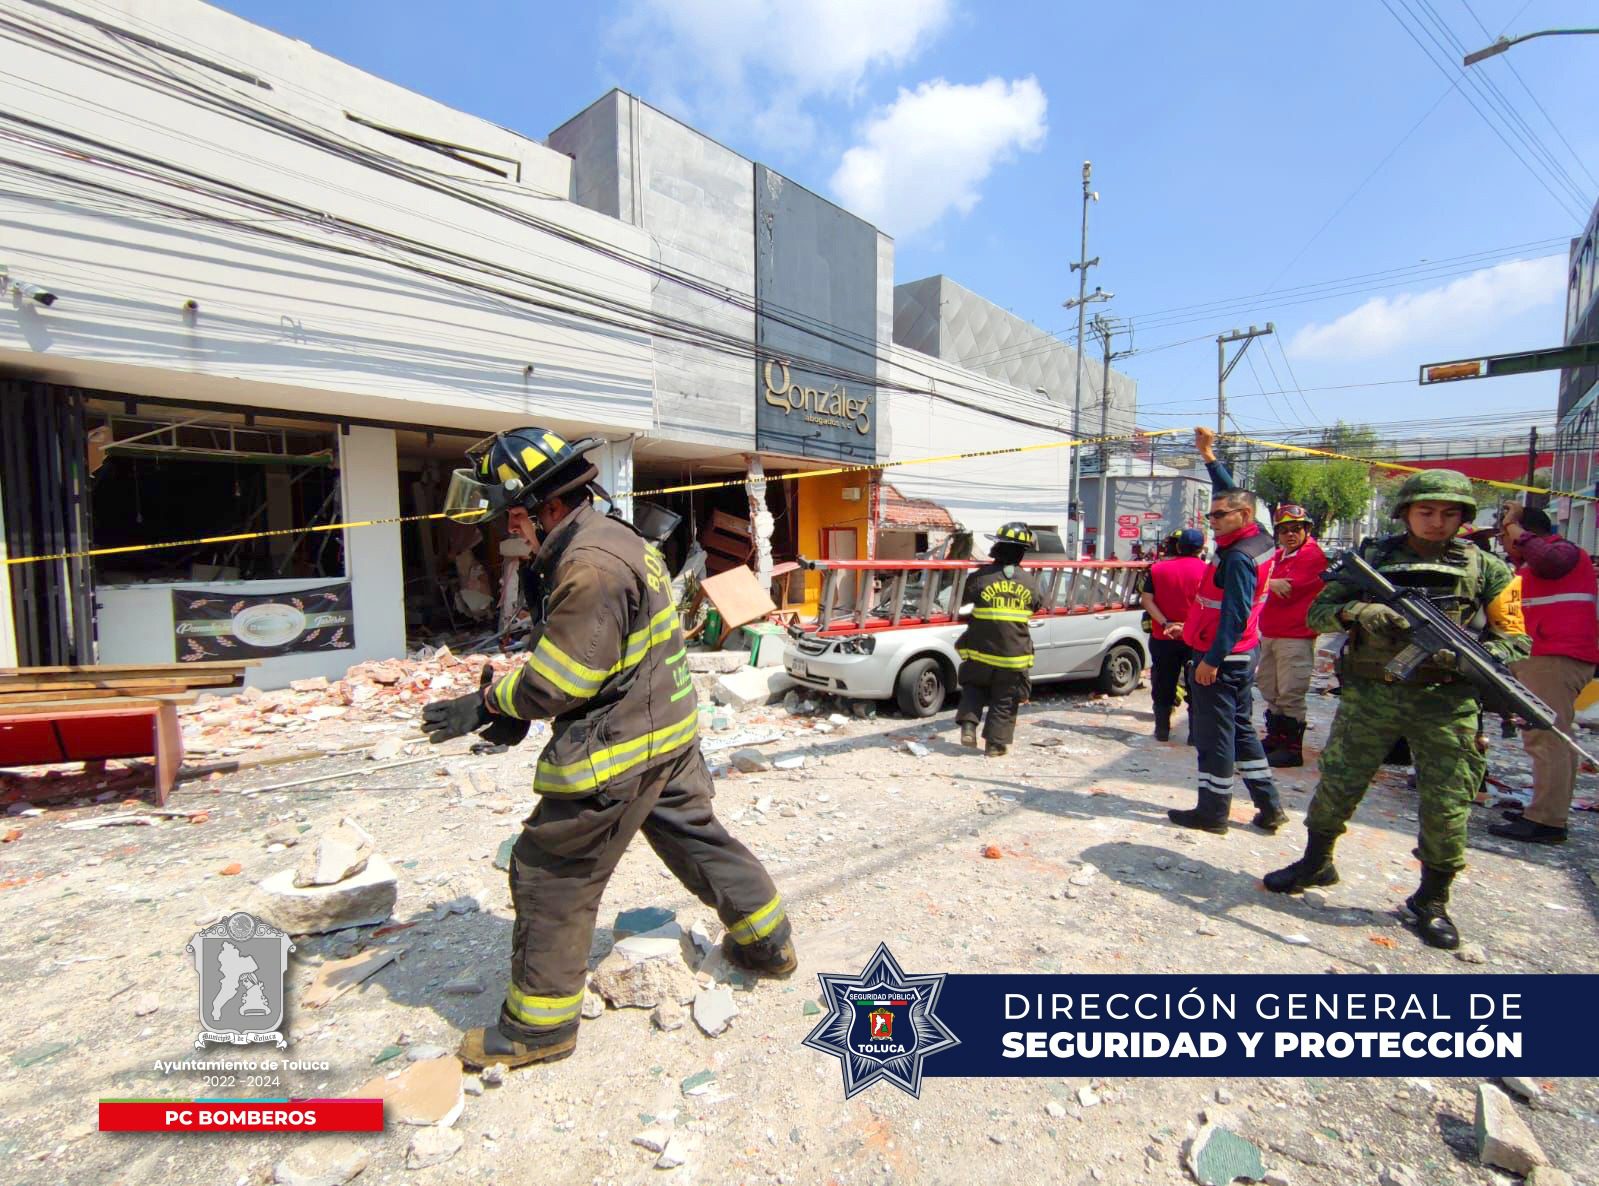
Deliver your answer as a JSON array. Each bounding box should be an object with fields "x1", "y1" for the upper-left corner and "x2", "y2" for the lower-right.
[{"x1": 12, "y1": 282, "x2": 56, "y2": 307}]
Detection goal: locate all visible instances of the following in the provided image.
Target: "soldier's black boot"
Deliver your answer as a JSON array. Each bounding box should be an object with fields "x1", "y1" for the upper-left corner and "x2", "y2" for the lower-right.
[
  {"x1": 1267, "y1": 718, "x2": 1305, "y2": 769},
  {"x1": 1168, "y1": 789, "x2": 1231, "y2": 835},
  {"x1": 985, "y1": 741, "x2": 1009, "y2": 758},
  {"x1": 1263, "y1": 830, "x2": 1340, "y2": 893},
  {"x1": 959, "y1": 722, "x2": 978, "y2": 749},
  {"x1": 1403, "y1": 866, "x2": 1460, "y2": 950},
  {"x1": 1153, "y1": 706, "x2": 1172, "y2": 742}
]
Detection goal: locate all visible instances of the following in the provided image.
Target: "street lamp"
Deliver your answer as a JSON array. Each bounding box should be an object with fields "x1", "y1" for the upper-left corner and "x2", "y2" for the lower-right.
[{"x1": 1463, "y1": 27, "x2": 1599, "y2": 66}]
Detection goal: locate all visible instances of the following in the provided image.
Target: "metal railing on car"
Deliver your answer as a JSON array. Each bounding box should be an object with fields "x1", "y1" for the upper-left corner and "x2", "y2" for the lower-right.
[{"x1": 800, "y1": 559, "x2": 1149, "y2": 633}]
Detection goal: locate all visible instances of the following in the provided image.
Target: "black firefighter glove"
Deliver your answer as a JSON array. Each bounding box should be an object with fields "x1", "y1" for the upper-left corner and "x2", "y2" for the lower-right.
[
  {"x1": 478, "y1": 714, "x2": 532, "y2": 748},
  {"x1": 422, "y1": 664, "x2": 494, "y2": 744}
]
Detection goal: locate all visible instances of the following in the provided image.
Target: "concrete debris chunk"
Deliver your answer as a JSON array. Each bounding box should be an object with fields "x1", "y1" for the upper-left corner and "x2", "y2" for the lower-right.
[
  {"x1": 1525, "y1": 1169, "x2": 1574, "y2": 1186},
  {"x1": 294, "y1": 818, "x2": 376, "y2": 888},
  {"x1": 132, "y1": 992, "x2": 160, "y2": 1017},
  {"x1": 405, "y1": 1125, "x2": 463, "y2": 1169},
  {"x1": 693, "y1": 986, "x2": 739, "y2": 1036},
  {"x1": 656, "y1": 1134, "x2": 690, "y2": 1169},
  {"x1": 591, "y1": 938, "x2": 697, "y2": 1010},
  {"x1": 686, "y1": 651, "x2": 747, "y2": 674},
  {"x1": 1501, "y1": 1076, "x2": 1543, "y2": 1103},
  {"x1": 713, "y1": 667, "x2": 795, "y2": 710},
  {"x1": 1186, "y1": 1123, "x2": 1265, "y2": 1186},
  {"x1": 633, "y1": 1127, "x2": 672, "y2": 1154},
  {"x1": 252, "y1": 855, "x2": 397, "y2": 936},
  {"x1": 652, "y1": 1000, "x2": 688, "y2": 1031},
  {"x1": 273, "y1": 1136, "x2": 369, "y2": 1186},
  {"x1": 359, "y1": 1055, "x2": 464, "y2": 1127},
  {"x1": 1475, "y1": 1083, "x2": 1549, "y2": 1175},
  {"x1": 582, "y1": 989, "x2": 606, "y2": 1019},
  {"x1": 615, "y1": 906, "x2": 676, "y2": 939},
  {"x1": 1455, "y1": 942, "x2": 1488, "y2": 964},
  {"x1": 442, "y1": 974, "x2": 486, "y2": 996},
  {"x1": 731, "y1": 749, "x2": 772, "y2": 774},
  {"x1": 369, "y1": 736, "x2": 405, "y2": 761}
]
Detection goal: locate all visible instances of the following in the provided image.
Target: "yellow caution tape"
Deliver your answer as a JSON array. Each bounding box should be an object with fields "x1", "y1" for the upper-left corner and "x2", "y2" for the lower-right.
[{"x1": 6, "y1": 425, "x2": 1585, "y2": 568}]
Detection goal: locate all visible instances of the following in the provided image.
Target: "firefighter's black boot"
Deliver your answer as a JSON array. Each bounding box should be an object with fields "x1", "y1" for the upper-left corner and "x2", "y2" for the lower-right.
[
  {"x1": 1263, "y1": 830, "x2": 1340, "y2": 893},
  {"x1": 1153, "y1": 706, "x2": 1172, "y2": 742},
  {"x1": 959, "y1": 722, "x2": 978, "y2": 749},
  {"x1": 1267, "y1": 718, "x2": 1305, "y2": 768},
  {"x1": 459, "y1": 1024, "x2": 577, "y2": 1071},
  {"x1": 1403, "y1": 866, "x2": 1460, "y2": 950},
  {"x1": 1168, "y1": 789, "x2": 1231, "y2": 835},
  {"x1": 722, "y1": 933, "x2": 798, "y2": 977},
  {"x1": 985, "y1": 741, "x2": 1009, "y2": 758}
]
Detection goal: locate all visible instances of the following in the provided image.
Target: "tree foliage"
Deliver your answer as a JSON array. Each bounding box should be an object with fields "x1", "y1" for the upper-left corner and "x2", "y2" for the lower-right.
[{"x1": 1254, "y1": 420, "x2": 1379, "y2": 530}]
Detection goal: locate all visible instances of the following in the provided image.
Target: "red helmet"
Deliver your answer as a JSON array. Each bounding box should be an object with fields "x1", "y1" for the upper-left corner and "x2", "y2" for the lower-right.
[{"x1": 1273, "y1": 504, "x2": 1312, "y2": 528}]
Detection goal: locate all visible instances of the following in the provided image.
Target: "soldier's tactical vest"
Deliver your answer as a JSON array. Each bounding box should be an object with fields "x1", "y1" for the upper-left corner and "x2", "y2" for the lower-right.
[{"x1": 1341, "y1": 534, "x2": 1483, "y2": 683}]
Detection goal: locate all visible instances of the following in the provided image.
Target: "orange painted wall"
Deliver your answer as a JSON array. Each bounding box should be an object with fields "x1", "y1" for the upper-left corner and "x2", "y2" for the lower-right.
[{"x1": 795, "y1": 471, "x2": 873, "y2": 610}]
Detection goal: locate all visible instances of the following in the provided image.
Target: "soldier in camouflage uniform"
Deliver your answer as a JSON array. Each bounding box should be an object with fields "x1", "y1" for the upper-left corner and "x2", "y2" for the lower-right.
[{"x1": 1262, "y1": 470, "x2": 1529, "y2": 950}]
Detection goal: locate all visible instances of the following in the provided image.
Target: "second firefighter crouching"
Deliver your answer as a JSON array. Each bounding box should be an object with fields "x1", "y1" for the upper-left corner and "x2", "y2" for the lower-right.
[
  {"x1": 954, "y1": 522, "x2": 1042, "y2": 758},
  {"x1": 424, "y1": 427, "x2": 794, "y2": 1071},
  {"x1": 1264, "y1": 469, "x2": 1529, "y2": 951}
]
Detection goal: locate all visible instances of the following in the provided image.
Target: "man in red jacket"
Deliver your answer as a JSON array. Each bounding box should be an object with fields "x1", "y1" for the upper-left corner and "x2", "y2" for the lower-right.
[
  {"x1": 1490, "y1": 503, "x2": 1599, "y2": 844},
  {"x1": 1258, "y1": 505, "x2": 1326, "y2": 768},
  {"x1": 1139, "y1": 527, "x2": 1207, "y2": 741}
]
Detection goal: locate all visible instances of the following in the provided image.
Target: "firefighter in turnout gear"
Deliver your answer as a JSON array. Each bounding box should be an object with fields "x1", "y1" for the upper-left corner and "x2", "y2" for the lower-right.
[
  {"x1": 424, "y1": 428, "x2": 793, "y2": 1070},
  {"x1": 1263, "y1": 469, "x2": 1529, "y2": 951},
  {"x1": 954, "y1": 522, "x2": 1041, "y2": 757}
]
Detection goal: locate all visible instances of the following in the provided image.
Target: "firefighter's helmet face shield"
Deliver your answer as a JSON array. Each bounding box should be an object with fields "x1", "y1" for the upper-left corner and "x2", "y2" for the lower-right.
[{"x1": 443, "y1": 467, "x2": 519, "y2": 525}]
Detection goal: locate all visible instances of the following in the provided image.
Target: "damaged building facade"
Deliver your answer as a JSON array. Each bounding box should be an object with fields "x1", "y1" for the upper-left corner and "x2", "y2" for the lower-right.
[{"x1": 1, "y1": 0, "x2": 1133, "y2": 686}]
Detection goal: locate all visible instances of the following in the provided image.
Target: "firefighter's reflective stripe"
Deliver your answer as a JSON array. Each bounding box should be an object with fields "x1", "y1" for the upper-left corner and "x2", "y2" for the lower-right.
[
  {"x1": 726, "y1": 894, "x2": 786, "y2": 946},
  {"x1": 505, "y1": 984, "x2": 584, "y2": 1028},
  {"x1": 1195, "y1": 596, "x2": 1222, "y2": 609},
  {"x1": 972, "y1": 607, "x2": 1033, "y2": 621},
  {"x1": 534, "y1": 710, "x2": 700, "y2": 794},
  {"x1": 958, "y1": 647, "x2": 1034, "y2": 670},
  {"x1": 1522, "y1": 592, "x2": 1598, "y2": 606},
  {"x1": 494, "y1": 665, "x2": 525, "y2": 715},
  {"x1": 531, "y1": 635, "x2": 608, "y2": 699},
  {"x1": 496, "y1": 603, "x2": 683, "y2": 715}
]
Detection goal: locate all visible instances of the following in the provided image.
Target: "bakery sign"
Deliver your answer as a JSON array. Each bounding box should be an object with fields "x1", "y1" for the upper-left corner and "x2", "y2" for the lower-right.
[
  {"x1": 172, "y1": 582, "x2": 355, "y2": 660},
  {"x1": 763, "y1": 360, "x2": 872, "y2": 437}
]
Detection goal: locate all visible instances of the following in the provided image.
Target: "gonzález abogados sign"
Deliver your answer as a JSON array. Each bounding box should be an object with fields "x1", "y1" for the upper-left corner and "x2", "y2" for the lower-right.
[{"x1": 763, "y1": 360, "x2": 872, "y2": 437}]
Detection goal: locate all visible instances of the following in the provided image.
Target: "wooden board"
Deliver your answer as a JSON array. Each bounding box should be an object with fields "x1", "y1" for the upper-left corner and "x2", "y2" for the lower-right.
[
  {"x1": 0, "y1": 694, "x2": 198, "y2": 717},
  {"x1": 0, "y1": 660, "x2": 256, "y2": 678},
  {"x1": 0, "y1": 685, "x2": 198, "y2": 704},
  {"x1": 698, "y1": 566, "x2": 777, "y2": 636},
  {"x1": 0, "y1": 672, "x2": 244, "y2": 694}
]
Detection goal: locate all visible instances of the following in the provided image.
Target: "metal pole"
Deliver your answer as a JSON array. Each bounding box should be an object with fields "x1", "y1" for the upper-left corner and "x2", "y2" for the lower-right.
[
  {"x1": 1095, "y1": 316, "x2": 1114, "y2": 558},
  {"x1": 1526, "y1": 425, "x2": 1539, "y2": 497},
  {"x1": 1217, "y1": 335, "x2": 1227, "y2": 436},
  {"x1": 1068, "y1": 161, "x2": 1092, "y2": 559}
]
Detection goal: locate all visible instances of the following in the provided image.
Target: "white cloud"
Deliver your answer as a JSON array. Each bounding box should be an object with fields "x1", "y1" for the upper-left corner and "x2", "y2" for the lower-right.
[
  {"x1": 830, "y1": 77, "x2": 1047, "y2": 237},
  {"x1": 613, "y1": 0, "x2": 953, "y2": 150},
  {"x1": 1287, "y1": 255, "x2": 1565, "y2": 360}
]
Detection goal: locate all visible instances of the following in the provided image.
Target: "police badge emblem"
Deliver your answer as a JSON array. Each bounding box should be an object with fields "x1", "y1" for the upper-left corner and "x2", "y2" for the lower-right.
[
  {"x1": 803, "y1": 943, "x2": 959, "y2": 1098},
  {"x1": 186, "y1": 911, "x2": 294, "y2": 1049}
]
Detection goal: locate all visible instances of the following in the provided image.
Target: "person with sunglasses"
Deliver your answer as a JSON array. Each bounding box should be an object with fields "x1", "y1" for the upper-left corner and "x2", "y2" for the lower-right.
[{"x1": 1168, "y1": 427, "x2": 1286, "y2": 836}]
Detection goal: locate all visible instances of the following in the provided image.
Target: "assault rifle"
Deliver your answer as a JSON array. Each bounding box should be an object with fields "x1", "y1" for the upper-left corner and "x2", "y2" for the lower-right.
[{"x1": 1325, "y1": 549, "x2": 1597, "y2": 762}]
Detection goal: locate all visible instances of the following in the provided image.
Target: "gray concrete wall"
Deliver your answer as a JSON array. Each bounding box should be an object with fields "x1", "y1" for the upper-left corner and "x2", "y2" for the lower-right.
[
  {"x1": 893, "y1": 274, "x2": 1137, "y2": 438},
  {"x1": 551, "y1": 92, "x2": 757, "y2": 451},
  {"x1": 1079, "y1": 474, "x2": 1211, "y2": 559}
]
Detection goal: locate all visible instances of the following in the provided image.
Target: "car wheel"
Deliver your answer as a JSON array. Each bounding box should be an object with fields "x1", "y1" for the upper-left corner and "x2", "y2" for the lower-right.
[
  {"x1": 895, "y1": 657, "x2": 948, "y2": 718},
  {"x1": 1095, "y1": 643, "x2": 1142, "y2": 696}
]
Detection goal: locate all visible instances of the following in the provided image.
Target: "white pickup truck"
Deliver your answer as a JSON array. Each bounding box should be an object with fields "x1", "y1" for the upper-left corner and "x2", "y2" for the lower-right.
[{"x1": 783, "y1": 558, "x2": 1150, "y2": 716}]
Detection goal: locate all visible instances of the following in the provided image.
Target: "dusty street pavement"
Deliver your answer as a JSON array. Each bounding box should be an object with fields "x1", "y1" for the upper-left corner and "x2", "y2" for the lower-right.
[{"x1": 2, "y1": 669, "x2": 1597, "y2": 1186}]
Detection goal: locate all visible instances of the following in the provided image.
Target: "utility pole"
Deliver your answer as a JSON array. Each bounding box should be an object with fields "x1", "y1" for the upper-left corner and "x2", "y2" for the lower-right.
[
  {"x1": 1525, "y1": 426, "x2": 1540, "y2": 506},
  {"x1": 1063, "y1": 161, "x2": 1109, "y2": 559},
  {"x1": 1217, "y1": 324, "x2": 1275, "y2": 436},
  {"x1": 1092, "y1": 314, "x2": 1134, "y2": 558}
]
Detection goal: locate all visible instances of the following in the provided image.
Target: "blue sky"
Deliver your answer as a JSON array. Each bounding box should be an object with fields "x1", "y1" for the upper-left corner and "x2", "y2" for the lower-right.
[{"x1": 214, "y1": 0, "x2": 1598, "y2": 446}]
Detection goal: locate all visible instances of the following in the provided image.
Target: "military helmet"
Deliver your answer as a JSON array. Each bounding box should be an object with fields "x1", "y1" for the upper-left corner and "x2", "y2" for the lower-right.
[
  {"x1": 1391, "y1": 469, "x2": 1476, "y2": 519},
  {"x1": 986, "y1": 521, "x2": 1038, "y2": 551},
  {"x1": 443, "y1": 427, "x2": 604, "y2": 524}
]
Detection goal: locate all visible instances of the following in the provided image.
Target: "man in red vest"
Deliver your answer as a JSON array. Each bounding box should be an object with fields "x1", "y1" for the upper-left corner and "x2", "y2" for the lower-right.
[
  {"x1": 1139, "y1": 527, "x2": 1207, "y2": 741},
  {"x1": 1259, "y1": 505, "x2": 1326, "y2": 767},
  {"x1": 1490, "y1": 503, "x2": 1599, "y2": 844},
  {"x1": 1170, "y1": 427, "x2": 1286, "y2": 834}
]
